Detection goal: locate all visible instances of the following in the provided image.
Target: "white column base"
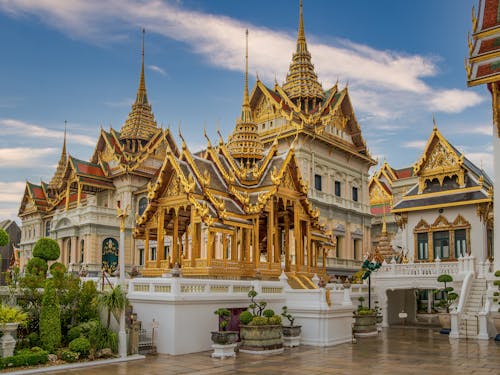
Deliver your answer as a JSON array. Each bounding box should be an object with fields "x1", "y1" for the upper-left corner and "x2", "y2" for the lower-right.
[
  {"x1": 283, "y1": 335, "x2": 301, "y2": 347},
  {"x1": 211, "y1": 343, "x2": 236, "y2": 359}
]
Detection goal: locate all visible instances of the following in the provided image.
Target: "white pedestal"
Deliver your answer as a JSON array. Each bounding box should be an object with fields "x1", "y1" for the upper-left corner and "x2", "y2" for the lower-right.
[
  {"x1": 283, "y1": 335, "x2": 301, "y2": 347},
  {"x1": 211, "y1": 343, "x2": 236, "y2": 359}
]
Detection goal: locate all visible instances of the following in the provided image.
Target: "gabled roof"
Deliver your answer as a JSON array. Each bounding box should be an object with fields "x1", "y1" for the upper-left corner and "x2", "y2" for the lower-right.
[{"x1": 18, "y1": 182, "x2": 49, "y2": 216}]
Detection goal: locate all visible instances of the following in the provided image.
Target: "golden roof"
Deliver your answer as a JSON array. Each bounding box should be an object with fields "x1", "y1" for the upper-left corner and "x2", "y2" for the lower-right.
[
  {"x1": 49, "y1": 122, "x2": 68, "y2": 190},
  {"x1": 227, "y1": 30, "x2": 264, "y2": 163},
  {"x1": 120, "y1": 30, "x2": 158, "y2": 142},
  {"x1": 282, "y1": 0, "x2": 324, "y2": 103}
]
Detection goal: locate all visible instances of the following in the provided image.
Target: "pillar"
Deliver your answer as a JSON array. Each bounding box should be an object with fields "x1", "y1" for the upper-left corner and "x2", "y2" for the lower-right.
[
  {"x1": 144, "y1": 229, "x2": 150, "y2": 267},
  {"x1": 254, "y1": 217, "x2": 260, "y2": 268},
  {"x1": 157, "y1": 208, "x2": 164, "y2": 268},
  {"x1": 172, "y1": 209, "x2": 179, "y2": 265},
  {"x1": 294, "y1": 201, "x2": 301, "y2": 271},
  {"x1": 284, "y1": 213, "x2": 290, "y2": 271}
]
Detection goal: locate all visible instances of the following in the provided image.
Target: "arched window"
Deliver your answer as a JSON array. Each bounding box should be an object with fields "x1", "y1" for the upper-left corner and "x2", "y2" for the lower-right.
[
  {"x1": 45, "y1": 221, "x2": 51, "y2": 237},
  {"x1": 138, "y1": 197, "x2": 148, "y2": 216}
]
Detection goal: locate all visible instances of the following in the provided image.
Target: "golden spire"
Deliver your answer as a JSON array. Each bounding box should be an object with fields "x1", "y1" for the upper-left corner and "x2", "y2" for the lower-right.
[
  {"x1": 227, "y1": 30, "x2": 264, "y2": 163},
  {"x1": 120, "y1": 28, "x2": 158, "y2": 146},
  {"x1": 49, "y1": 120, "x2": 68, "y2": 189},
  {"x1": 282, "y1": 0, "x2": 324, "y2": 109}
]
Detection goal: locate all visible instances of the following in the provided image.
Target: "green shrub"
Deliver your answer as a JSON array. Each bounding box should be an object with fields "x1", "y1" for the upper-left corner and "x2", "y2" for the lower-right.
[
  {"x1": 39, "y1": 280, "x2": 61, "y2": 353},
  {"x1": 32, "y1": 238, "x2": 60, "y2": 261},
  {"x1": 248, "y1": 316, "x2": 269, "y2": 326},
  {"x1": 26, "y1": 257, "x2": 48, "y2": 277},
  {"x1": 77, "y1": 281, "x2": 99, "y2": 323},
  {"x1": 60, "y1": 349, "x2": 79, "y2": 363},
  {"x1": 67, "y1": 326, "x2": 82, "y2": 342},
  {"x1": 69, "y1": 337, "x2": 90, "y2": 356},
  {"x1": 263, "y1": 309, "x2": 275, "y2": 318},
  {"x1": 49, "y1": 262, "x2": 66, "y2": 278},
  {"x1": 0, "y1": 350, "x2": 48, "y2": 369},
  {"x1": 27, "y1": 332, "x2": 40, "y2": 347},
  {"x1": 0, "y1": 304, "x2": 28, "y2": 325},
  {"x1": 87, "y1": 321, "x2": 118, "y2": 352},
  {"x1": 268, "y1": 315, "x2": 282, "y2": 325},
  {"x1": 239, "y1": 311, "x2": 253, "y2": 325},
  {"x1": 0, "y1": 228, "x2": 8, "y2": 247}
]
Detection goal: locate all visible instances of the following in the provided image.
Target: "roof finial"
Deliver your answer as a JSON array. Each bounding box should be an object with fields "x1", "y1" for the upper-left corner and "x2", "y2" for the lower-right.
[
  {"x1": 63, "y1": 120, "x2": 67, "y2": 157},
  {"x1": 432, "y1": 114, "x2": 437, "y2": 130},
  {"x1": 136, "y1": 28, "x2": 148, "y2": 105},
  {"x1": 240, "y1": 29, "x2": 252, "y2": 123},
  {"x1": 297, "y1": 0, "x2": 305, "y2": 50}
]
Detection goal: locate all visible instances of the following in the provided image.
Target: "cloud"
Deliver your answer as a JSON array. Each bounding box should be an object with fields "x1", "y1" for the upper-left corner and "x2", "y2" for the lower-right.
[
  {"x1": 0, "y1": 118, "x2": 95, "y2": 146},
  {"x1": 0, "y1": 182, "x2": 25, "y2": 203},
  {"x1": 403, "y1": 140, "x2": 427, "y2": 149},
  {"x1": 463, "y1": 151, "x2": 494, "y2": 177},
  {"x1": 0, "y1": 0, "x2": 482, "y2": 122},
  {"x1": 428, "y1": 89, "x2": 485, "y2": 113},
  {"x1": 456, "y1": 124, "x2": 493, "y2": 136},
  {"x1": 0, "y1": 147, "x2": 57, "y2": 167},
  {"x1": 148, "y1": 64, "x2": 167, "y2": 76}
]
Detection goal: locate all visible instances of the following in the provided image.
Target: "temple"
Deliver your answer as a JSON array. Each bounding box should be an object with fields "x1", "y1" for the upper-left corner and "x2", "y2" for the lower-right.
[{"x1": 135, "y1": 30, "x2": 332, "y2": 282}]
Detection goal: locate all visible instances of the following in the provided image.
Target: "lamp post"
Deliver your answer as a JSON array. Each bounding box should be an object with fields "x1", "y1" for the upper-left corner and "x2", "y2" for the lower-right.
[{"x1": 117, "y1": 204, "x2": 129, "y2": 358}]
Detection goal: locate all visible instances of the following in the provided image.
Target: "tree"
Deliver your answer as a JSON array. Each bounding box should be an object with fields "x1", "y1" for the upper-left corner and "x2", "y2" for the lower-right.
[
  {"x1": 0, "y1": 228, "x2": 9, "y2": 247},
  {"x1": 96, "y1": 285, "x2": 128, "y2": 328},
  {"x1": 39, "y1": 280, "x2": 61, "y2": 352},
  {"x1": 435, "y1": 274, "x2": 458, "y2": 313},
  {"x1": 361, "y1": 259, "x2": 382, "y2": 310},
  {"x1": 33, "y1": 238, "x2": 60, "y2": 261}
]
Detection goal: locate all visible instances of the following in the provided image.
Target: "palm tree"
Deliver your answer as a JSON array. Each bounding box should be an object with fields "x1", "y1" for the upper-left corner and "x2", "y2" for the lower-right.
[{"x1": 97, "y1": 285, "x2": 128, "y2": 328}]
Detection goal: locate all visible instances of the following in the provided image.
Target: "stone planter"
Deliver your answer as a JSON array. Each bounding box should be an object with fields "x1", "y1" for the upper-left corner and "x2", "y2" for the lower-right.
[
  {"x1": 0, "y1": 323, "x2": 19, "y2": 358},
  {"x1": 282, "y1": 325, "x2": 301, "y2": 347},
  {"x1": 353, "y1": 314, "x2": 377, "y2": 337},
  {"x1": 210, "y1": 331, "x2": 239, "y2": 345},
  {"x1": 239, "y1": 325, "x2": 283, "y2": 354},
  {"x1": 438, "y1": 313, "x2": 451, "y2": 332},
  {"x1": 491, "y1": 313, "x2": 500, "y2": 340}
]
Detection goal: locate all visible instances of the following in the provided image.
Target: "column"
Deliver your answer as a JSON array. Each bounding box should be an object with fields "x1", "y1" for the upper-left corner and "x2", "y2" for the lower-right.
[
  {"x1": 172, "y1": 209, "x2": 179, "y2": 265},
  {"x1": 157, "y1": 208, "x2": 164, "y2": 268},
  {"x1": 254, "y1": 217, "x2": 260, "y2": 268},
  {"x1": 284, "y1": 214, "x2": 290, "y2": 271},
  {"x1": 294, "y1": 201, "x2": 301, "y2": 271},
  {"x1": 267, "y1": 202, "x2": 273, "y2": 268},
  {"x1": 273, "y1": 200, "x2": 280, "y2": 263},
  {"x1": 70, "y1": 236, "x2": 77, "y2": 267},
  {"x1": 244, "y1": 228, "x2": 251, "y2": 263},
  {"x1": 306, "y1": 221, "x2": 311, "y2": 270},
  {"x1": 144, "y1": 229, "x2": 150, "y2": 267}
]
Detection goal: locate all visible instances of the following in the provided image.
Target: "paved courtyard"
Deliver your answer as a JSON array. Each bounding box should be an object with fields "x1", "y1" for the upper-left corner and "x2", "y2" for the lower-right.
[{"x1": 47, "y1": 328, "x2": 499, "y2": 375}]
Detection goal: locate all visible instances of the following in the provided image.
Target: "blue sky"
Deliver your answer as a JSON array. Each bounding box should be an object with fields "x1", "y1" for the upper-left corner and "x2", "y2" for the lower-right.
[{"x1": 0, "y1": 0, "x2": 493, "y2": 221}]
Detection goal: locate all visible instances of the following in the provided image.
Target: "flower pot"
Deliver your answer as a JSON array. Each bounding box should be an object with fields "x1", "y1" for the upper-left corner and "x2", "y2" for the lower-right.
[
  {"x1": 0, "y1": 323, "x2": 19, "y2": 358},
  {"x1": 353, "y1": 313, "x2": 377, "y2": 337},
  {"x1": 438, "y1": 313, "x2": 451, "y2": 330},
  {"x1": 210, "y1": 331, "x2": 239, "y2": 345},
  {"x1": 239, "y1": 324, "x2": 283, "y2": 354},
  {"x1": 282, "y1": 325, "x2": 301, "y2": 347},
  {"x1": 491, "y1": 313, "x2": 500, "y2": 334}
]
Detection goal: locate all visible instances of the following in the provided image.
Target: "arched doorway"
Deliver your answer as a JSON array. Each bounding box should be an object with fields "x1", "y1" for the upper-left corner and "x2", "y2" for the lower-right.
[{"x1": 102, "y1": 237, "x2": 119, "y2": 272}]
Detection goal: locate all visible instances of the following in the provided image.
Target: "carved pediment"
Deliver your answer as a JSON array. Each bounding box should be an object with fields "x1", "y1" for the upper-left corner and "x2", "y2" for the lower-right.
[
  {"x1": 282, "y1": 168, "x2": 296, "y2": 191},
  {"x1": 254, "y1": 94, "x2": 276, "y2": 123},
  {"x1": 422, "y1": 142, "x2": 459, "y2": 173},
  {"x1": 432, "y1": 215, "x2": 451, "y2": 229},
  {"x1": 453, "y1": 214, "x2": 470, "y2": 227},
  {"x1": 165, "y1": 173, "x2": 181, "y2": 197},
  {"x1": 369, "y1": 182, "x2": 391, "y2": 205},
  {"x1": 414, "y1": 219, "x2": 430, "y2": 232}
]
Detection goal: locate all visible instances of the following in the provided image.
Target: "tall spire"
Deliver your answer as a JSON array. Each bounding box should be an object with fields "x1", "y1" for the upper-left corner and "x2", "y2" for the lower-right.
[
  {"x1": 49, "y1": 120, "x2": 68, "y2": 189},
  {"x1": 120, "y1": 28, "x2": 158, "y2": 146},
  {"x1": 227, "y1": 30, "x2": 264, "y2": 164},
  {"x1": 282, "y1": 0, "x2": 324, "y2": 110}
]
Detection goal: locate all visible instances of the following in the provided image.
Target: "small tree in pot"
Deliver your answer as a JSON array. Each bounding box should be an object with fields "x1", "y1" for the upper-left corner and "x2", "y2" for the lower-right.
[
  {"x1": 211, "y1": 308, "x2": 238, "y2": 359},
  {"x1": 281, "y1": 306, "x2": 301, "y2": 347},
  {"x1": 434, "y1": 274, "x2": 458, "y2": 333}
]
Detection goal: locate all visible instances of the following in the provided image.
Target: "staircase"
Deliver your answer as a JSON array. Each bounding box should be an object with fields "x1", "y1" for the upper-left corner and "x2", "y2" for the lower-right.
[{"x1": 459, "y1": 279, "x2": 487, "y2": 338}]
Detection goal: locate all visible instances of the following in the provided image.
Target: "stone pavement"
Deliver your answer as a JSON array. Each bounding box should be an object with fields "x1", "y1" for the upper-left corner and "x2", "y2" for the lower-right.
[{"x1": 46, "y1": 328, "x2": 500, "y2": 375}]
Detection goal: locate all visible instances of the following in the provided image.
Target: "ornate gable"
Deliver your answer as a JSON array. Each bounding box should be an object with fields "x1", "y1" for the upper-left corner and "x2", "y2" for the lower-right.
[
  {"x1": 414, "y1": 219, "x2": 430, "y2": 232},
  {"x1": 369, "y1": 178, "x2": 391, "y2": 205},
  {"x1": 413, "y1": 126, "x2": 464, "y2": 193},
  {"x1": 431, "y1": 215, "x2": 451, "y2": 229}
]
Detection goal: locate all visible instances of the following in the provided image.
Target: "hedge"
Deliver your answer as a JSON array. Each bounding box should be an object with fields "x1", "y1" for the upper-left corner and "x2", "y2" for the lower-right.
[
  {"x1": 39, "y1": 280, "x2": 61, "y2": 352},
  {"x1": 0, "y1": 350, "x2": 49, "y2": 369}
]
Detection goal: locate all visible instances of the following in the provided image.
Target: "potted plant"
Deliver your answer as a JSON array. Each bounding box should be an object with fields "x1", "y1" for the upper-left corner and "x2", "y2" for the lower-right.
[
  {"x1": 0, "y1": 304, "x2": 28, "y2": 358},
  {"x1": 211, "y1": 308, "x2": 238, "y2": 358},
  {"x1": 238, "y1": 288, "x2": 283, "y2": 354},
  {"x1": 281, "y1": 306, "x2": 301, "y2": 347},
  {"x1": 352, "y1": 296, "x2": 377, "y2": 337},
  {"x1": 434, "y1": 274, "x2": 458, "y2": 334}
]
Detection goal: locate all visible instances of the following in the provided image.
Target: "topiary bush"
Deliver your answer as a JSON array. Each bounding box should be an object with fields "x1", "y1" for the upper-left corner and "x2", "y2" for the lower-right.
[
  {"x1": 69, "y1": 337, "x2": 90, "y2": 356},
  {"x1": 0, "y1": 228, "x2": 9, "y2": 247},
  {"x1": 263, "y1": 309, "x2": 275, "y2": 318},
  {"x1": 49, "y1": 262, "x2": 66, "y2": 278},
  {"x1": 60, "y1": 349, "x2": 79, "y2": 363},
  {"x1": 268, "y1": 315, "x2": 282, "y2": 325},
  {"x1": 26, "y1": 257, "x2": 48, "y2": 278},
  {"x1": 248, "y1": 316, "x2": 269, "y2": 326},
  {"x1": 239, "y1": 310, "x2": 253, "y2": 325},
  {"x1": 32, "y1": 238, "x2": 60, "y2": 261},
  {"x1": 67, "y1": 326, "x2": 82, "y2": 342},
  {"x1": 39, "y1": 280, "x2": 61, "y2": 353}
]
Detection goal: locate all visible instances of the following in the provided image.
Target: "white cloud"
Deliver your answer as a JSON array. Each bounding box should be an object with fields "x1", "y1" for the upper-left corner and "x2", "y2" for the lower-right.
[
  {"x1": 464, "y1": 152, "x2": 494, "y2": 177},
  {"x1": 403, "y1": 140, "x2": 427, "y2": 149},
  {"x1": 0, "y1": 182, "x2": 25, "y2": 203},
  {"x1": 0, "y1": 147, "x2": 57, "y2": 167},
  {"x1": 428, "y1": 89, "x2": 484, "y2": 113},
  {"x1": 148, "y1": 64, "x2": 167, "y2": 76},
  {"x1": 0, "y1": 0, "x2": 483, "y2": 121},
  {"x1": 456, "y1": 124, "x2": 493, "y2": 136},
  {"x1": 0, "y1": 118, "x2": 95, "y2": 146}
]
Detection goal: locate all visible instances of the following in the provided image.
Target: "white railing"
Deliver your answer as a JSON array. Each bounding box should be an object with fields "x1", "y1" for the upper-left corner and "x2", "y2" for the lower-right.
[
  {"x1": 374, "y1": 256, "x2": 479, "y2": 278},
  {"x1": 127, "y1": 277, "x2": 285, "y2": 299},
  {"x1": 325, "y1": 257, "x2": 363, "y2": 269}
]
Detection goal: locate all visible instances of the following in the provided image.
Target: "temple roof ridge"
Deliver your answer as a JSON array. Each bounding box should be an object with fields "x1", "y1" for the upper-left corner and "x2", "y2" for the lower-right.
[{"x1": 49, "y1": 121, "x2": 68, "y2": 189}]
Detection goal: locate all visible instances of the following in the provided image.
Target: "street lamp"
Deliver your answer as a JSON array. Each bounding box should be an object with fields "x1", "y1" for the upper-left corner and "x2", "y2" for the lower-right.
[{"x1": 117, "y1": 203, "x2": 129, "y2": 358}]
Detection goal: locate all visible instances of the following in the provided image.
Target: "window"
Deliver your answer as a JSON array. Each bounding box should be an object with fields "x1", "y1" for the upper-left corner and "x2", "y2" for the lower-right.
[
  {"x1": 67, "y1": 240, "x2": 71, "y2": 264},
  {"x1": 487, "y1": 228, "x2": 493, "y2": 259},
  {"x1": 164, "y1": 245, "x2": 170, "y2": 260},
  {"x1": 454, "y1": 229, "x2": 467, "y2": 258},
  {"x1": 433, "y1": 231, "x2": 450, "y2": 259},
  {"x1": 334, "y1": 181, "x2": 341, "y2": 197},
  {"x1": 45, "y1": 221, "x2": 51, "y2": 237},
  {"x1": 417, "y1": 233, "x2": 428, "y2": 260},
  {"x1": 139, "y1": 248, "x2": 144, "y2": 266},
  {"x1": 151, "y1": 247, "x2": 157, "y2": 261},
  {"x1": 335, "y1": 235, "x2": 342, "y2": 258},
  {"x1": 314, "y1": 174, "x2": 322, "y2": 191},
  {"x1": 138, "y1": 197, "x2": 148, "y2": 216},
  {"x1": 80, "y1": 239, "x2": 85, "y2": 263},
  {"x1": 352, "y1": 187, "x2": 358, "y2": 202}
]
